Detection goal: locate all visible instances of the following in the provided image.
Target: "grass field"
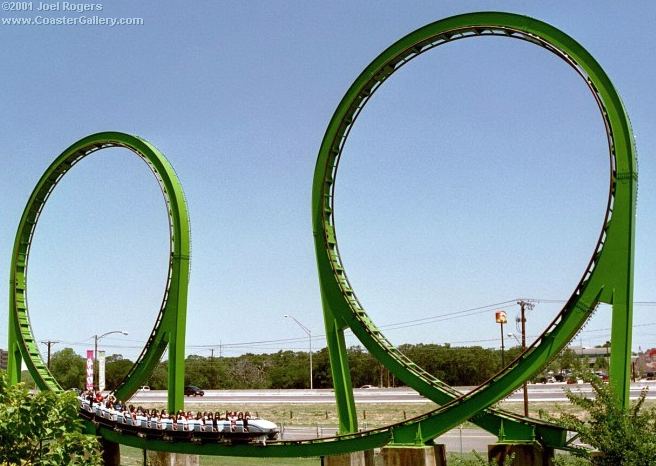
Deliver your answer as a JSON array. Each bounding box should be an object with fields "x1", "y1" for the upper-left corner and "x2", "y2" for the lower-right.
[
  {"x1": 134, "y1": 399, "x2": 656, "y2": 428},
  {"x1": 135, "y1": 401, "x2": 441, "y2": 429}
]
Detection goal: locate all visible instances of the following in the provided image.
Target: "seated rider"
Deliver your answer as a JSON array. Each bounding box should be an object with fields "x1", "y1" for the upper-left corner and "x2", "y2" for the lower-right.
[
  {"x1": 229, "y1": 411, "x2": 237, "y2": 432},
  {"x1": 243, "y1": 411, "x2": 250, "y2": 432}
]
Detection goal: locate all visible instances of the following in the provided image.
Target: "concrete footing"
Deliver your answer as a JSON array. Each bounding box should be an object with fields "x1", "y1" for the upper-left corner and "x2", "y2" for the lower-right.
[
  {"x1": 100, "y1": 438, "x2": 120, "y2": 466},
  {"x1": 148, "y1": 451, "x2": 201, "y2": 466},
  {"x1": 488, "y1": 443, "x2": 554, "y2": 466},
  {"x1": 322, "y1": 449, "x2": 375, "y2": 466},
  {"x1": 380, "y1": 445, "x2": 446, "y2": 466}
]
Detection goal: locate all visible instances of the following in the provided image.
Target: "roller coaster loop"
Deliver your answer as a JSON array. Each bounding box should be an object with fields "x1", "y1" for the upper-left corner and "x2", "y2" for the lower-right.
[
  {"x1": 7, "y1": 132, "x2": 191, "y2": 413},
  {"x1": 312, "y1": 10, "x2": 636, "y2": 448},
  {"x1": 7, "y1": 11, "x2": 636, "y2": 458}
]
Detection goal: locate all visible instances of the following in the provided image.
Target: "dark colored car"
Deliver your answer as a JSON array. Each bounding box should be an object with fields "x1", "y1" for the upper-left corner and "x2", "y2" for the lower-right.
[{"x1": 184, "y1": 385, "x2": 204, "y2": 396}]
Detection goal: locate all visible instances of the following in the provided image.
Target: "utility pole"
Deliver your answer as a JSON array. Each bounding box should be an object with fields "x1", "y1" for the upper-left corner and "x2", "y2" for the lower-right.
[
  {"x1": 210, "y1": 348, "x2": 215, "y2": 359},
  {"x1": 517, "y1": 300, "x2": 534, "y2": 417},
  {"x1": 40, "y1": 340, "x2": 60, "y2": 369}
]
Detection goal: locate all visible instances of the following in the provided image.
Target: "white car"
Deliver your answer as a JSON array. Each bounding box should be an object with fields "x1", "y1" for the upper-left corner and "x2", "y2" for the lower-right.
[{"x1": 138, "y1": 386, "x2": 150, "y2": 391}]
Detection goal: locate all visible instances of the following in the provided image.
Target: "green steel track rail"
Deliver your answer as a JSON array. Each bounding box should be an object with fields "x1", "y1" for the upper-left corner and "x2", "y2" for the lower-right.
[
  {"x1": 312, "y1": 11, "x2": 636, "y2": 447},
  {"x1": 7, "y1": 11, "x2": 636, "y2": 459},
  {"x1": 7, "y1": 132, "x2": 191, "y2": 413}
]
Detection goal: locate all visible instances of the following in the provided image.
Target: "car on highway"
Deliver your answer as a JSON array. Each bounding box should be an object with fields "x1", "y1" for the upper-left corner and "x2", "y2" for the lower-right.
[
  {"x1": 184, "y1": 385, "x2": 204, "y2": 396},
  {"x1": 138, "y1": 386, "x2": 150, "y2": 391}
]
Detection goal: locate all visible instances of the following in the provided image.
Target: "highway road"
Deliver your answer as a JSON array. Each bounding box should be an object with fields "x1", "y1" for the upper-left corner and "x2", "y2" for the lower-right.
[
  {"x1": 130, "y1": 381, "x2": 656, "y2": 404},
  {"x1": 124, "y1": 383, "x2": 656, "y2": 452}
]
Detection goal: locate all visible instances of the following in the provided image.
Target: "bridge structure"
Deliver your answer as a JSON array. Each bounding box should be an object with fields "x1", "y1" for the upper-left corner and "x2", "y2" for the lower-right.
[{"x1": 6, "y1": 11, "x2": 636, "y2": 464}]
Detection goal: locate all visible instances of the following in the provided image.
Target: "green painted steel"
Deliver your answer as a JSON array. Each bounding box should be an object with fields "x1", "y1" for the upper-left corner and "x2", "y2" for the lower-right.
[
  {"x1": 312, "y1": 11, "x2": 636, "y2": 446},
  {"x1": 7, "y1": 11, "x2": 636, "y2": 459},
  {"x1": 7, "y1": 132, "x2": 191, "y2": 413}
]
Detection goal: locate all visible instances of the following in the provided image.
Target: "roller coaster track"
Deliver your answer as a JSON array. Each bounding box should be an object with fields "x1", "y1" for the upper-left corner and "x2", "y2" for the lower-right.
[
  {"x1": 311, "y1": 11, "x2": 636, "y2": 448},
  {"x1": 7, "y1": 12, "x2": 636, "y2": 458},
  {"x1": 7, "y1": 132, "x2": 191, "y2": 413}
]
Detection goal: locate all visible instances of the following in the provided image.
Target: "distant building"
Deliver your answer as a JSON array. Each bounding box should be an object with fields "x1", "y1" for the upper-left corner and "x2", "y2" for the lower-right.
[
  {"x1": 635, "y1": 348, "x2": 656, "y2": 378},
  {"x1": 0, "y1": 348, "x2": 8, "y2": 370},
  {"x1": 571, "y1": 346, "x2": 610, "y2": 367}
]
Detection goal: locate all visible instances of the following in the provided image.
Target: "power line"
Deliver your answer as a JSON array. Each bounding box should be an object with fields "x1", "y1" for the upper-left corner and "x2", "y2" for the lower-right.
[
  {"x1": 376, "y1": 299, "x2": 519, "y2": 327},
  {"x1": 41, "y1": 297, "x2": 656, "y2": 355}
]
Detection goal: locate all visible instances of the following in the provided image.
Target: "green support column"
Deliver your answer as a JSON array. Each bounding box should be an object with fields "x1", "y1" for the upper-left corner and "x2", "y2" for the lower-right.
[
  {"x1": 610, "y1": 298, "x2": 633, "y2": 409},
  {"x1": 167, "y1": 254, "x2": 191, "y2": 413},
  {"x1": 323, "y1": 307, "x2": 358, "y2": 434},
  {"x1": 598, "y1": 137, "x2": 637, "y2": 409},
  {"x1": 6, "y1": 334, "x2": 21, "y2": 385}
]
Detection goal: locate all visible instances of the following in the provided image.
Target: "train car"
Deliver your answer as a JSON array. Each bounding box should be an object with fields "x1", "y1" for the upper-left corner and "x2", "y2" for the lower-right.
[{"x1": 78, "y1": 397, "x2": 279, "y2": 444}]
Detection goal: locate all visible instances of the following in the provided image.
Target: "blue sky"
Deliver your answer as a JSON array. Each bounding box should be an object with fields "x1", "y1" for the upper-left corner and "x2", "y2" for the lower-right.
[{"x1": 1, "y1": 1, "x2": 655, "y2": 362}]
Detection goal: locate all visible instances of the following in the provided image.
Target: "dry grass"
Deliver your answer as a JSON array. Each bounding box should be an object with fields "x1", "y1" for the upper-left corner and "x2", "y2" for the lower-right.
[
  {"x1": 135, "y1": 401, "x2": 441, "y2": 428},
  {"x1": 133, "y1": 398, "x2": 650, "y2": 428}
]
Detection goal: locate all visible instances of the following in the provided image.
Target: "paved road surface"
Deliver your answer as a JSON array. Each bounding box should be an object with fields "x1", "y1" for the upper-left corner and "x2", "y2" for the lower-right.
[
  {"x1": 131, "y1": 381, "x2": 656, "y2": 404},
  {"x1": 278, "y1": 426, "x2": 496, "y2": 452}
]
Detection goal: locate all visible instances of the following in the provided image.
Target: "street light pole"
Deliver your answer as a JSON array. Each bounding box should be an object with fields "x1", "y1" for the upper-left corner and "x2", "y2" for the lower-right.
[
  {"x1": 284, "y1": 314, "x2": 313, "y2": 390},
  {"x1": 92, "y1": 330, "x2": 128, "y2": 389}
]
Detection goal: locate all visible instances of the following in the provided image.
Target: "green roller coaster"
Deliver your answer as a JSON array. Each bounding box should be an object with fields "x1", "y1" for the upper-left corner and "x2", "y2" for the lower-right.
[
  {"x1": 7, "y1": 132, "x2": 191, "y2": 413},
  {"x1": 6, "y1": 12, "x2": 636, "y2": 459}
]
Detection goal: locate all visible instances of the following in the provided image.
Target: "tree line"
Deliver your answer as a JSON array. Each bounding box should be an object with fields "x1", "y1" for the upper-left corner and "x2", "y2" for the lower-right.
[{"x1": 34, "y1": 343, "x2": 584, "y2": 391}]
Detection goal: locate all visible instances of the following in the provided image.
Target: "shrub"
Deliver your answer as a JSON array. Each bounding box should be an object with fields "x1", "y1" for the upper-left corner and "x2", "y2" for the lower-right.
[
  {"x1": 542, "y1": 371, "x2": 656, "y2": 466},
  {"x1": 0, "y1": 371, "x2": 102, "y2": 465}
]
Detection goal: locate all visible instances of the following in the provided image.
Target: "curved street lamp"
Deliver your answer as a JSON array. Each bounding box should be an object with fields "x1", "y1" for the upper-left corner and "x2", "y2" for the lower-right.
[
  {"x1": 92, "y1": 330, "x2": 128, "y2": 390},
  {"x1": 284, "y1": 314, "x2": 313, "y2": 390}
]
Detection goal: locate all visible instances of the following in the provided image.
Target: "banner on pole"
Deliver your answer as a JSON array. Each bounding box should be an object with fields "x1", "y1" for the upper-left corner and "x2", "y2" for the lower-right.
[
  {"x1": 98, "y1": 350, "x2": 106, "y2": 392},
  {"x1": 86, "y1": 350, "x2": 94, "y2": 391}
]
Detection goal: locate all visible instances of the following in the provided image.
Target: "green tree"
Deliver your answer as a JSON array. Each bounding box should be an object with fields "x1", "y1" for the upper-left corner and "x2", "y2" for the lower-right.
[
  {"x1": 203, "y1": 357, "x2": 229, "y2": 389},
  {"x1": 269, "y1": 351, "x2": 310, "y2": 389},
  {"x1": 185, "y1": 355, "x2": 212, "y2": 388},
  {"x1": 559, "y1": 349, "x2": 578, "y2": 372},
  {"x1": 0, "y1": 371, "x2": 102, "y2": 465},
  {"x1": 543, "y1": 371, "x2": 656, "y2": 465},
  {"x1": 347, "y1": 346, "x2": 378, "y2": 388},
  {"x1": 147, "y1": 361, "x2": 168, "y2": 389},
  {"x1": 226, "y1": 354, "x2": 270, "y2": 389},
  {"x1": 312, "y1": 347, "x2": 333, "y2": 388},
  {"x1": 104, "y1": 354, "x2": 134, "y2": 390},
  {"x1": 50, "y1": 348, "x2": 85, "y2": 389}
]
